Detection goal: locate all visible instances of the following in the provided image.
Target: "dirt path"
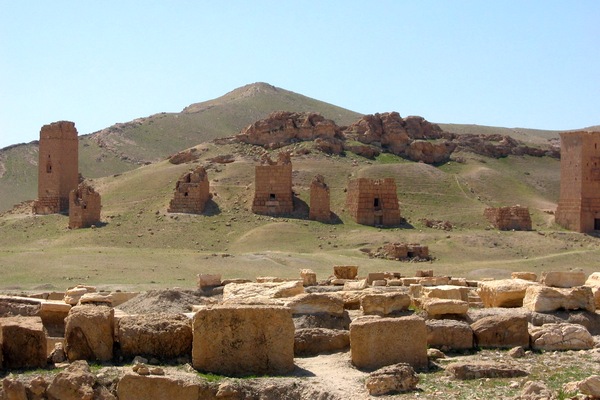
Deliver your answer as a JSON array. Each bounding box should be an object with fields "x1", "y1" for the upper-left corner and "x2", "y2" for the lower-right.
[{"x1": 294, "y1": 351, "x2": 371, "y2": 399}]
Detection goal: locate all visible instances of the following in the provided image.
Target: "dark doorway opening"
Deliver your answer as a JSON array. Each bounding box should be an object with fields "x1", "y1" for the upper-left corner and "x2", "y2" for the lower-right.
[{"x1": 595, "y1": 218, "x2": 600, "y2": 230}]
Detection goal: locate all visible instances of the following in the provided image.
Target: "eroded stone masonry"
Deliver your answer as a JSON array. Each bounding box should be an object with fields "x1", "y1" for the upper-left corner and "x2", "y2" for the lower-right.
[
  {"x1": 484, "y1": 205, "x2": 532, "y2": 231},
  {"x1": 346, "y1": 178, "x2": 401, "y2": 226},
  {"x1": 33, "y1": 121, "x2": 79, "y2": 214},
  {"x1": 69, "y1": 183, "x2": 101, "y2": 229},
  {"x1": 556, "y1": 131, "x2": 600, "y2": 233},
  {"x1": 168, "y1": 166, "x2": 211, "y2": 214},
  {"x1": 252, "y1": 152, "x2": 293, "y2": 216},
  {"x1": 309, "y1": 174, "x2": 331, "y2": 223}
]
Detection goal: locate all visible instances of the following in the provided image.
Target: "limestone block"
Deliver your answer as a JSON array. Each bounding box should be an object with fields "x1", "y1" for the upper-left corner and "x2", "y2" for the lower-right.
[
  {"x1": 63, "y1": 285, "x2": 97, "y2": 306},
  {"x1": 192, "y1": 305, "x2": 295, "y2": 376},
  {"x1": 118, "y1": 313, "x2": 192, "y2": 360},
  {"x1": 365, "y1": 363, "x2": 419, "y2": 396},
  {"x1": 402, "y1": 277, "x2": 420, "y2": 286},
  {"x1": 46, "y1": 360, "x2": 95, "y2": 400},
  {"x1": 196, "y1": 274, "x2": 221, "y2": 289},
  {"x1": 511, "y1": 271, "x2": 537, "y2": 281},
  {"x1": 300, "y1": 269, "x2": 317, "y2": 286},
  {"x1": 361, "y1": 292, "x2": 411, "y2": 316},
  {"x1": 222, "y1": 281, "x2": 304, "y2": 305},
  {"x1": 64, "y1": 305, "x2": 114, "y2": 362},
  {"x1": 334, "y1": 265, "x2": 358, "y2": 279},
  {"x1": 2, "y1": 377, "x2": 27, "y2": 400},
  {"x1": 540, "y1": 270, "x2": 587, "y2": 288},
  {"x1": 448, "y1": 277, "x2": 468, "y2": 286},
  {"x1": 522, "y1": 285, "x2": 595, "y2": 312},
  {"x1": 117, "y1": 374, "x2": 211, "y2": 400},
  {"x1": 445, "y1": 362, "x2": 528, "y2": 380},
  {"x1": 529, "y1": 323, "x2": 594, "y2": 351},
  {"x1": 0, "y1": 316, "x2": 47, "y2": 369},
  {"x1": 426, "y1": 319, "x2": 473, "y2": 350},
  {"x1": 421, "y1": 298, "x2": 468, "y2": 316},
  {"x1": 585, "y1": 272, "x2": 600, "y2": 309},
  {"x1": 408, "y1": 284, "x2": 422, "y2": 298},
  {"x1": 421, "y1": 285, "x2": 469, "y2": 301},
  {"x1": 477, "y1": 279, "x2": 538, "y2": 308},
  {"x1": 343, "y1": 279, "x2": 367, "y2": 291},
  {"x1": 294, "y1": 328, "x2": 349, "y2": 356},
  {"x1": 367, "y1": 272, "x2": 386, "y2": 285},
  {"x1": 256, "y1": 276, "x2": 285, "y2": 283},
  {"x1": 471, "y1": 314, "x2": 529, "y2": 348},
  {"x1": 109, "y1": 291, "x2": 139, "y2": 307},
  {"x1": 576, "y1": 375, "x2": 600, "y2": 398},
  {"x1": 350, "y1": 315, "x2": 427, "y2": 370},
  {"x1": 419, "y1": 276, "x2": 450, "y2": 286},
  {"x1": 284, "y1": 293, "x2": 344, "y2": 316},
  {"x1": 79, "y1": 293, "x2": 112, "y2": 306}
]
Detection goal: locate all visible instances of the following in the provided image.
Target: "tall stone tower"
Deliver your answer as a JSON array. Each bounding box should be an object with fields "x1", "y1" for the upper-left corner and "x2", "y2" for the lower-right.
[
  {"x1": 33, "y1": 121, "x2": 79, "y2": 214},
  {"x1": 252, "y1": 152, "x2": 293, "y2": 216},
  {"x1": 555, "y1": 131, "x2": 600, "y2": 233},
  {"x1": 346, "y1": 178, "x2": 401, "y2": 226}
]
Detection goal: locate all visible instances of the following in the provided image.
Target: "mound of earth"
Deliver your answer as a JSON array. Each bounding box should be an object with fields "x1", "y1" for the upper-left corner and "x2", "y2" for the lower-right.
[{"x1": 117, "y1": 289, "x2": 220, "y2": 314}]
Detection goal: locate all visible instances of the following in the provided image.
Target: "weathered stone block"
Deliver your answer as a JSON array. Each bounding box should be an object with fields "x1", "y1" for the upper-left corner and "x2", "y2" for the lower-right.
[
  {"x1": 294, "y1": 328, "x2": 349, "y2": 356},
  {"x1": 421, "y1": 285, "x2": 469, "y2": 301},
  {"x1": 471, "y1": 314, "x2": 529, "y2": 349},
  {"x1": 426, "y1": 319, "x2": 473, "y2": 350},
  {"x1": 361, "y1": 292, "x2": 411, "y2": 316},
  {"x1": 365, "y1": 363, "x2": 419, "y2": 396},
  {"x1": 0, "y1": 316, "x2": 47, "y2": 369},
  {"x1": 421, "y1": 298, "x2": 468, "y2": 316},
  {"x1": 118, "y1": 313, "x2": 192, "y2": 360},
  {"x1": 222, "y1": 280, "x2": 304, "y2": 305},
  {"x1": 117, "y1": 374, "x2": 211, "y2": 400},
  {"x1": 196, "y1": 274, "x2": 221, "y2": 289},
  {"x1": 477, "y1": 279, "x2": 538, "y2": 308},
  {"x1": 350, "y1": 315, "x2": 427, "y2": 370},
  {"x1": 540, "y1": 270, "x2": 587, "y2": 288},
  {"x1": 285, "y1": 293, "x2": 344, "y2": 316},
  {"x1": 334, "y1": 265, "x2": 358, "y2": 279},
  {"x1": 192, "y1": 305, "x2": 295, "y2": 376},
  {"x1": 522, "y1": 285, "x2": 595, "y2": 312},
  {"x1": 529, "y1": 323, "x2": 594, "y2": 351},
  {"x1": 64, "y1": 305, "x2": 114, "y2": 362},
  {"x1": 511, "y1": 271, "x2": 537, "y2": 281},
  {"x1": 300, "y1": 269, "x2": 317, "y2": 286}
]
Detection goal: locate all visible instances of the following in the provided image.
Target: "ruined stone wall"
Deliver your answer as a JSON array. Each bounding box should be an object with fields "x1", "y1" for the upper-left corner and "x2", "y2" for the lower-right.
[
  {"x1": 69, "y1": 183, "x2": 101, "y2": 229},
  {"x1": 252, "y1": 153, "x2": 293, "y2": 216},
  {"x1": 33, "y1": 121, "x2": 79, "y2": 214},
  {"x1": 168, "y1": 166, "x2": 211, "y2": 214},
  {"x1": 346, "y1": 178, "x2": 401, "y2": 226},
  {"x1": 556, "y1": 131, "x2": 600, "y2": 233},
  {"x1": 309, "y1": 175, "x2": 331, "y2": 222},
  {"x1": 484, "y1": 206, "x2": 532, "y2": 231}
]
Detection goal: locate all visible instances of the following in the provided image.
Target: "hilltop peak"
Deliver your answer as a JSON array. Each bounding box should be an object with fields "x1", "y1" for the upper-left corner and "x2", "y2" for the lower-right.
[{"x1": 182, "y1": 82, "x2": 280, "y2": 114}]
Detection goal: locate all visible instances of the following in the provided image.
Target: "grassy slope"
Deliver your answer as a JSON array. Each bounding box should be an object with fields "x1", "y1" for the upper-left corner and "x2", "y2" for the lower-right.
[{"x1": 2, "y1": 139, "x2": 599, "y2": 292}]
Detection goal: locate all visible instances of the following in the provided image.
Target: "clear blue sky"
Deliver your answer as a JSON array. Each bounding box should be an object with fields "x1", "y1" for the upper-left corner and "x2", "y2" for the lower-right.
[{"x1": 1, "y1": 1, "x2": 598, "y2": 149}]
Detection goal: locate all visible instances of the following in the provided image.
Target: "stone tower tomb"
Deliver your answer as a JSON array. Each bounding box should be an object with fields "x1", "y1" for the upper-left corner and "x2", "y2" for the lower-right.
[
  {"x1": 168, "y1": 166, "x2": 211, "y2": 214},
  {"x1": 33, "y1": 121, "x2": 79, "y2": 214},
  {"x1": 69, "y1": 183, "x2": 101, "y2": 229},
  {"x1": 556, "y1": 131, "x2": 600, "y2": 233},
  {"x1": 252, "y1": 152, "x2": 293, "y2": 216},
  {"x1": 309, "y1": 174, "x2": 331, "y2": 223},
  {"x1": 346, "y1": 178, "x2": 401, "y2": 226}
]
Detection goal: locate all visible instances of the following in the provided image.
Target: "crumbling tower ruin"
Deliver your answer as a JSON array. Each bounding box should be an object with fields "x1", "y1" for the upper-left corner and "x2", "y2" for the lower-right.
[
  {"x1": 484, "y1": 206, "x2": 532, "y2": 231},
  {"x1": 556, "y1": 131, "x2": 600, "y2": 233},
  {"x1": 346, "y1": 178, "x2": 401, "y2": 226},
  {"x1": 309, "y1": 174, "x2": 331, "y2": 223},
  {"x1": 69, "y1": 183, "x2": 101, "y2": 229},
  {"x1": 252, "y1": 152, "x2": 293, "y2": 216},
  {"x1": 33, "y1": 121, "x2": 79, "y2": 214},
  {"x1": 168, "y1": 166, "x2": 211, "y2": 214}
]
